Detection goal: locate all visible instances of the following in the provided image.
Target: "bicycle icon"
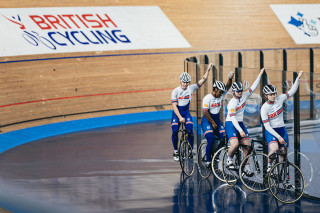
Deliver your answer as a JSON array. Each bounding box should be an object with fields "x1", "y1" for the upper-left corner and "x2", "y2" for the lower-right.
[{"x1": 22, "y1": 31, "x2": 56, "y2": 50}]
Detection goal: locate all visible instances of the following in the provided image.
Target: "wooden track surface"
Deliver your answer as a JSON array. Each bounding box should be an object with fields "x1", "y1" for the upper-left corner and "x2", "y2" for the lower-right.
[{"x1": 1, "y1": 0, "x2": 320, "y2": 132}]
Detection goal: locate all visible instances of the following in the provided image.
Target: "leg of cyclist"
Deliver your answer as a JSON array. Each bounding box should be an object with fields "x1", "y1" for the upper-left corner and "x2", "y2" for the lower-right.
[
  {"x1": 201, "y1": 116, "x2": 215, "y2": 166},
  {"x1": 225, "y1": 121, "x2": 239, "y2": 169},
  {"x1": 184, "y1": 112, "x2": 194, "y2": 150},
  {"x1": 171, "y1": 112, "x2": 181, "y2": 161},
  {"x1": 238, "y1": 122, "x2": 253, "y2": 175}
]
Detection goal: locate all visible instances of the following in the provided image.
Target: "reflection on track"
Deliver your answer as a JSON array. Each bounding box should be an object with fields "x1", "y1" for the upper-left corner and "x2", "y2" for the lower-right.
[{"x1": 0, "y1": 120, "x2": 318, "y2": 212}]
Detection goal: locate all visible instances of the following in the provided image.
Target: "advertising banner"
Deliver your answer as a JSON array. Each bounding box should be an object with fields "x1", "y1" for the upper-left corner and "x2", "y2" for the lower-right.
[
  {"x1": 271, "y1": 4, "x2": 320, "y2": 44},
  {"x1": 0, "y1": 6, "x2": 191, "y2": 57}
]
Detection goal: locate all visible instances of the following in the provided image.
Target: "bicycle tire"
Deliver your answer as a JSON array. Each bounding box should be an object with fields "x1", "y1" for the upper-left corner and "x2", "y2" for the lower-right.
[
  {"x1": 239, "y1": 152, "x2": 269, "y2": 192},
  {"x1": 268, "y1": 161, "x2": 305, "y2": 203},
  {"x1": 211, "y1": 146, "x2": 227, "y2": 182},
  {"x1": 197, "y1": 141, "x2": 212, "y2": 179},
  {"x1": 222, "y1": 148, "x2": 241, "y2": 186},
  {"x1": 179, "y1": 140, "x2": 195, "y2": 176},
  {"x1": 288, "y1": 151, "x2": 313, "y2": 188}
]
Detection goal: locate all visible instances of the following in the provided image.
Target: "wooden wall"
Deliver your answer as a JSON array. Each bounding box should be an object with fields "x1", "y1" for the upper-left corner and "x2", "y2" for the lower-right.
[{"x1": 1, "y1": 0, "x2": 320, "y2": 132}]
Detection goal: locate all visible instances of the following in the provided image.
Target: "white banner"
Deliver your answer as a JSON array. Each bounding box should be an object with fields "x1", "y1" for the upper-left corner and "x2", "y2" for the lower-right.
[
  {"x1": 0, "y1": 6, "x2": 191, "y2": 57},
  {"x1": 270, "y1": 4, "x2": 320, "y2": 44}
]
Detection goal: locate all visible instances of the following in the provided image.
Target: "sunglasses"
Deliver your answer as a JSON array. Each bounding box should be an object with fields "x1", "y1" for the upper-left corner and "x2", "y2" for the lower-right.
[{"x1": 235, "y1": 90, "x2": 243, "y2": 93}]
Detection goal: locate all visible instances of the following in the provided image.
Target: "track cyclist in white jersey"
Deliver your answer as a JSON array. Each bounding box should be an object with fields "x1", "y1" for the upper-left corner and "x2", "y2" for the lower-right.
[
  {"x1": 171, "y1": 64, "x2": 212, "y2": 161},
  {"x1": 201, "y1": 73, "x2": 234, "y2": 167},
  {"x1": 261, "y1": 71, "x2": 303, "y2": 172},
  {"x1": 225, "y1": 68, "x2": 265, "y2": 175}
]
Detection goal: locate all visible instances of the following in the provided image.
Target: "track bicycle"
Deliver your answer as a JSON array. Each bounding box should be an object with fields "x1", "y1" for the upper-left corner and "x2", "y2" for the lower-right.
[
  {"x1": 178, "y1": 123, "x2": 195, "y2": 176},
  {"x1": 268, "y1": 148, "x2": 305, "y2": 203},
  {"x1": 197, "y1": 137, "x2": 226, "y2": 179},
  {"x1": 222, "y1": 138, "x2": 268, "y2": 188}
]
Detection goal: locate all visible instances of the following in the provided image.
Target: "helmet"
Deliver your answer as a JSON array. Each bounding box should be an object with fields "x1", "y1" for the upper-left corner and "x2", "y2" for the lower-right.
[
  {"x1": 180, "y1": 72, "x2": 191, "y2": 83},
  {"x1": 263, "y1": 84, "x2": 277, "y2": 94},
  {"x1": 231, "y1": 82, "x2": 243, "y2": 91},
  {"x1": 213, "y1": 81, "x2": 226, "y2": 92}
]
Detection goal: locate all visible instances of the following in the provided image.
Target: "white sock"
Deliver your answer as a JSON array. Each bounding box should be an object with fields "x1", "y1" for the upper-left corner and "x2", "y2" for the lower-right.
[
  {"x1": 174, "y1": 150, "x2": 178, "y2": 154},
  {"x1": 227, "y1": 156, "x2": 233, "y2": 161},
  {"x1": 245, "y1": 165, "x2": 250, "y2": 170}
]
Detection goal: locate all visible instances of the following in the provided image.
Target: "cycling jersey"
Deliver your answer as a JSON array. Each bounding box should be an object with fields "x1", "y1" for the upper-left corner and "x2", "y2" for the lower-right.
[
  {"x1": 226, "y1": 74, "x2": 262, "y2": 133},
  {"x1": 171, "y1": 83, "x2": 200, "y2": 111},
  {"x1": 261, "y1": 78, "x2": 300, "y2": 139},
  {"x1": 202, "y1": 91, "x2": 227, "y2": 114}
]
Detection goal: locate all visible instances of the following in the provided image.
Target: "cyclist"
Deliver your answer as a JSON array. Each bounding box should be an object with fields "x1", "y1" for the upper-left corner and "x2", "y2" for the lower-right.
[
  {"x1": 201, "y1": 73, "x2": 234, "y2": 167},
  {"x1": 171, "y1": 63, "x2": 212, "y2": 161},
  {"x1": 225, "y1": 68, "x2": 265, "y2": 175},
  {"x1": 261, "y1": 71, "x2": 303, "y2": 172}
]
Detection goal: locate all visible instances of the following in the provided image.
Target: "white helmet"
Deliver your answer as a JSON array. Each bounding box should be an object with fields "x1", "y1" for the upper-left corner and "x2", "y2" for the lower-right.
[
  {"x1": 213, "y1": 81, "x2": 226, "y2": 92},
  {"x1": 231, "y1": 82, "x2": 243, "y2": 91},
  {"x1": 180, "y1": 72, "x2": 191, "y2": 83},
  {"x1": 263, "y1": 84, "x2": 277, "y2": 94}
]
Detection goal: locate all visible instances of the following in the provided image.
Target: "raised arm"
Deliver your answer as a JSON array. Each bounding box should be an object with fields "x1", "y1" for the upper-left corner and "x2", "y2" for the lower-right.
[
  {"x1": 225, "y1": 72, "x2": 235, "y2": 90},
  {"x1": 248, "y1": 68, "x2": 265, "y2": 94},
  {"x1": 287, "y1": 71, "x2": 303, "y2": 97},
  {"x1": 197, "y1": 63, "x2": 213, "y2": 87}
]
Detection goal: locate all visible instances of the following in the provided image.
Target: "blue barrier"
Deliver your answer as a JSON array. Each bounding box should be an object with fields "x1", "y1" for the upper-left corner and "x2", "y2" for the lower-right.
[{"x1": 0, "y1": 110, "x2": 172, "y2": 154}]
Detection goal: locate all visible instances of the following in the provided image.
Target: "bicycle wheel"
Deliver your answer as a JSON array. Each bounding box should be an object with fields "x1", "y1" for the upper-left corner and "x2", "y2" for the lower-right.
[
  {"x1": 239, "y1": 152, "x2": 269, "y2": 192},
  {"x1": 222, "y1": 148, "x2": 242, "y2": 186},
  {"x1": 197, "y1": 141, "x2": 212, "y2": 178},
  {"x1": 179, "y1": 140, "x2": 195, "y2": 176},
  {"x1": 288, "y1": 151, "x2": 313, "y2": 188},
  {"x1": 268, "y1": 161, "x2": 305, "y2": 203},
  {"x1": 211, "y1": 146, "x2": 227, "y2": 182}
]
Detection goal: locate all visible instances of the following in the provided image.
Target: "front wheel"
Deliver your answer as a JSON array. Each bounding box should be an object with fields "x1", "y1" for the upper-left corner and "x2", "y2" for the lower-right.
[
  {"x1": 268, "y1": 161, "x2": 305, "y2": 203},
  {"x1": 211, "y1": 146, "x2": 227, "y2": 182},
  {"x1": 197, "y1": 141, "x2": 212, "y2": 179},
  {"x1": 239, "y1": 152, "x2": 269, "y2": 192},
  {"x1": 179, "y1": 140, "x2": 195, "y2": 176}
]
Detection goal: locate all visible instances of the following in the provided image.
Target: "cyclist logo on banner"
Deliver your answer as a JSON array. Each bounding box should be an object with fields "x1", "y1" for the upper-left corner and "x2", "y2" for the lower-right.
[
  {"x1": 2, "y1": 14, "x2": 57, "y2": 50},
  {"x1": 288, "y1": 11, "x2": 318, "y2": 37}
]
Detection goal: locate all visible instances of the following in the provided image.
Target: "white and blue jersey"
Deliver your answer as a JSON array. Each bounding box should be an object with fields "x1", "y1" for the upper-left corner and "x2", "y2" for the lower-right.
[
  {"x1": 261, "y1": 78, "x2": 300, "y2": 147},
  {"x1": 201, "y1": 92, "x2": 227, "y2": 138},
  {"x1": 225, "y1": 74, "x2": 262, "y2": 141}
]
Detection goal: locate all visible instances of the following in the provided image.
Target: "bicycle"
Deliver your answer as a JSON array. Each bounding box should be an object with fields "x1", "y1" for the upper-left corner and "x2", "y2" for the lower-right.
[
  {"x1": 22, "y1": 31, "x2": 57, "y2": 50},
  {"x1": 178, "y1": 123, "x2": 195, "y2": 176},
  {"x1": 268, "y1": 148, "x2": 305, "y2": 203},
  {"x1": 239, "y1": 139, "x2": 269, "y2": 192},
  {"x1": 197, "y1": 137, "x2": 225, "y2": 179}
]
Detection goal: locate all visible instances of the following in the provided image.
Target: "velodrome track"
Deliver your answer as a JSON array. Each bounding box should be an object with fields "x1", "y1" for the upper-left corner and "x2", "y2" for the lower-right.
[{"x1": 0, "y1": 120, "x2": 319, "y2": 212}]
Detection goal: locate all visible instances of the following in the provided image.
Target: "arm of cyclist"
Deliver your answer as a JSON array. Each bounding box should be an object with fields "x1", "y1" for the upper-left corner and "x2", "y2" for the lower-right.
[
  {"x1": 225, "y1": 72, "x2": 234, "y2": 91},
  {"x1": 250, "y1": 68, "x2": 265, "y2": 93},
  {"x1": 203, "y1": 110, "x2": 218, "y2": 129},
  {"x1": 261, "y1": 105, "x2": 285, "y2": 144},
  {"x1": 228, "y1": 101, "x2": 246, "y2": 137},
  {"x1": 172, "y1": 102, "x2": 185, "y2": 123},
  {"x1": 197, "y1": 63, "x2": 213, "y2": 87},
  {"x1": 277, "y1": 71, "x2": 303, "y2": 102}
]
